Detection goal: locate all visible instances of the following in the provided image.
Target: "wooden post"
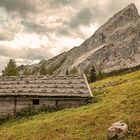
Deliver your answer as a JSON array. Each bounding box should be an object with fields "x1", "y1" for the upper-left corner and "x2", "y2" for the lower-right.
[
  {"x1": 55, "y1": 100, "x2": 58, "y2": 108},
  {"x1": 14, "y1": 97, "x2": 17, "y2": 115}
]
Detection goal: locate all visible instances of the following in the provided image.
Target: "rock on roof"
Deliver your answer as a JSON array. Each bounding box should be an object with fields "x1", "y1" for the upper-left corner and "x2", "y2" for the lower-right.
[{"x1": 0, "y1": 75, "x2": 93, "y2": 98}]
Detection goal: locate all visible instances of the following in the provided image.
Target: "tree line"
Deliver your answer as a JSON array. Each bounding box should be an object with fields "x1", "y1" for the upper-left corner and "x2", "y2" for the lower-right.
[
  {"x1": 3, "y1": 59, "x2": 139, "y2": 83},
  {"x1": 1, "y1": 59, "x2": 97, "y2": 83}
]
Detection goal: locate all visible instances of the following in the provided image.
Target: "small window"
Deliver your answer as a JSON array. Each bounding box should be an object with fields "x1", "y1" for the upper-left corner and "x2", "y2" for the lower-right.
[{"x1": 32, "y1": 99, "x2": 39, "y2": 105}]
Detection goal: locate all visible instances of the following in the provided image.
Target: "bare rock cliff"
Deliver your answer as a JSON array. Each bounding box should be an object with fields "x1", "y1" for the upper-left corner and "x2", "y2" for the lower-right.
[{"x1": 18, "y1": 3, "x2": 140, "y2": 75}]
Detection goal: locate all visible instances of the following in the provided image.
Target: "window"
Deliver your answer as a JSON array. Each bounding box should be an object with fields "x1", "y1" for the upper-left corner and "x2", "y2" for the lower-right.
[{"x1": 32, "y1": 99, "x2": 39, "y2": 105}]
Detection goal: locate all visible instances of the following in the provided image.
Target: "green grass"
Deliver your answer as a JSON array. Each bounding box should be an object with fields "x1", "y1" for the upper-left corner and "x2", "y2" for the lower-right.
[{"x1": 0, "y1": 71, "x2": 140, "y2": 140}]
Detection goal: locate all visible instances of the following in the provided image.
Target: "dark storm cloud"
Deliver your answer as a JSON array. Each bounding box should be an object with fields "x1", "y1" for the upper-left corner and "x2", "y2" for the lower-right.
[
  {"x1": 0, "y1": 0, "x2": 79, "y2": 15},
  {"x1": 21, "y1": 20, "x2": 50, "y2": 34},
  {"x1": 0, "y1": 0, "x2": 97, "y2": 37},
  {"x1": 1, "y1": 0, "x2": 140, "y2": 74},
  {"x1": 0, "y1": 0, "x2": 39, "y2": 15},
  {"x1": 21, "y1": 18, "x2": 75, "y2": 37},
  {"x1": 50, "y1": 0, "x2": 74, "y2": 5},
  {"x1": 69, "y1": 7, "x2": 94, "y2": 28},
  {"x1": 48, "y1": 0, "x2": 79, "y2": 8},
  {"x1": 21, "y1": 19, "x2": 70, "y2": 37},
  {"x1": 67, "y1": 0, "x2": 140, "y2": 30},
  {"x1": 67, "y1": 6, "x2": 107, "y2": 29}
]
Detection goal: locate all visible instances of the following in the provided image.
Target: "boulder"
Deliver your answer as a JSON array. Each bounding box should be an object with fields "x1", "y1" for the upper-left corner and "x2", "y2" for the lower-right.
[{"x1": 107, "y1": 121, "x2": 128, "y2": 140}]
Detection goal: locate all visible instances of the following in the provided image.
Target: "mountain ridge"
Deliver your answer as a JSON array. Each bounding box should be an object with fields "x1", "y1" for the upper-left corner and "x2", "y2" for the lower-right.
[{"x1": 18, "y1": 3, "x2": 140, "y2": 76}]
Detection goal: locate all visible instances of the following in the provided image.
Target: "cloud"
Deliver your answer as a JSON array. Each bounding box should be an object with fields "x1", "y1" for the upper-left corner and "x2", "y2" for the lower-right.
[
  {"x1": 68, "y1": 7, "x2": 94, "y2": 28},
  {"x1": 21, "y1": 20, "x2": 50, "y2": 34},
  {"x1": 0, "y1": 0, "x2": 140, "y2": 74},
  {"x1": 0, "y1": 45, "x2": 52, "y2": 60},
  {"x1": 0, "y1": 0, "x2": 41, "y2": 15},
  {"x1": 0, "y1": 28, "x2": 14, "y2": 41},
  {"x1": 0, "y1": 33, "x2": 83, "y2": 61},
  {"x1": 48, "y1": 0, "x2": 80, "y2": 8},
  {"x1": 0, "y1": 56, "x2": 10, "y2": 73}
]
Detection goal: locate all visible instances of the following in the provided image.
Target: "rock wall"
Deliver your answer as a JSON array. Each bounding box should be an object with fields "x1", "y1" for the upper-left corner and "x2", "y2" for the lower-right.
[{"x1": 18, "y1": 3, "x2": 140, "y2": 75}]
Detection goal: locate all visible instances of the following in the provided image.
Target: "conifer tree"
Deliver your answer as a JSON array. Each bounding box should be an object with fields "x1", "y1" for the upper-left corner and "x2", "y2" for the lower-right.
[
  {"x1": 89, "y1": 65, "x2": 96, "y2": 82},
  {"x1": 66, "y1": 69, "x2": 69, "y2": 75},
  {"x1": 2, "y1": 59, "x2": 19, "y2": 76}
]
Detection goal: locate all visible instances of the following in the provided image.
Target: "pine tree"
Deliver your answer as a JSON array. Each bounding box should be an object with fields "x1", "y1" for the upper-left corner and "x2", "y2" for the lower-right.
[
  {"x1": 89, "y1": 65, "x2": 96, "y2": 82},
  {"x1": 66, "y1": 69, "x2": 69, "y2": 75},
  {"x1": 2, "y1": 59, "x2": 19, "y2": 76}
]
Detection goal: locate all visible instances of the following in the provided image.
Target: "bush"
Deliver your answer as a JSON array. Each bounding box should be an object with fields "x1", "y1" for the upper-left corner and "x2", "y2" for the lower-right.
[
  {"x1": 0, "y1": 106, "x2": 61, "y2": 124},
  {"x1": 89, "y1": 65, "x2": 97, "y2": 83},
  {"x1": 96, "y1": 64, "x2": 140, "y2": 80},
  {"x1": 15, "y1": 106, "x2": 60, "y2": 118},
  {"x1": 69, "y1": 67, "x2": 79, "y2": 75}
]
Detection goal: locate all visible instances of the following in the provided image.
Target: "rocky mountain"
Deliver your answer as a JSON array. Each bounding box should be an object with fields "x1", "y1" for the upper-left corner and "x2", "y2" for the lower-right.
[{"x1": 18, "y1": 3, "x2": 140, "y2": 75}]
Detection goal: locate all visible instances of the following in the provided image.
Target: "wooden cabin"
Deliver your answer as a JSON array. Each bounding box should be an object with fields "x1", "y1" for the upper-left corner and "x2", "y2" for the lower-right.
[{"x1": 0, "y1": 74, "x2": 93, "y2": 118}]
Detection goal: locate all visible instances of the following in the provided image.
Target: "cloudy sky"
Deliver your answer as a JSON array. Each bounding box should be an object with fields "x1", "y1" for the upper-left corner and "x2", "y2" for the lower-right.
[{"x1": 0, "y1": 0, "x2": 140, "y2": 72}]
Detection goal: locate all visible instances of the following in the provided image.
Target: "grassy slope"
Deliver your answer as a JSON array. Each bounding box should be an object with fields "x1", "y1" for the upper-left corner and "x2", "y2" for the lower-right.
[{"x1": 0, "y1": 71, "x2": 140, "y2": 140}]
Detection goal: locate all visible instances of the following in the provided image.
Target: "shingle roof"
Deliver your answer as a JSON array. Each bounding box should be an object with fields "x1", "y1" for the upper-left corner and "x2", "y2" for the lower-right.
[{"x1": 0, "y1": 74, "x2": 93, "y2": 98}]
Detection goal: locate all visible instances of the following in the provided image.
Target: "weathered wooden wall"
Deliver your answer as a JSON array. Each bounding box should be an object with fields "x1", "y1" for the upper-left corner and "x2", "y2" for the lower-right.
[
  {"x1": 0, "y1": 98, "x2": 15, "y2": 117},
  {"x1": 0, "y1": 97, "x2": 88, "y2": 118}
]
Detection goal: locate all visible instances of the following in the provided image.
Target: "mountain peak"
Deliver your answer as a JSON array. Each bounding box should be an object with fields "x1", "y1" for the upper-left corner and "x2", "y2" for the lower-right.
[
  {"x1": 18, "y1": 3, "x2": 140, "y2": 75},
  {"x1": 127, "y1": 3, "x2": 137, "y2": 9},
  {"x1": 113, "y1": 3, "x2": 139, "y2": 19},
  {"x1": 121, "y1": 3, "x2": 138, "y2": 15},
  {"x1": 95, "y1": 3, "x2": 139, "y2": 35}
]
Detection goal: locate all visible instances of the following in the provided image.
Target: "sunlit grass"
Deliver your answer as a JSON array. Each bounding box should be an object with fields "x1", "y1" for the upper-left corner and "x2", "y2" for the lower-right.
[{"x1": 0, "y1": 70, "x2": 140, "y2": 140}]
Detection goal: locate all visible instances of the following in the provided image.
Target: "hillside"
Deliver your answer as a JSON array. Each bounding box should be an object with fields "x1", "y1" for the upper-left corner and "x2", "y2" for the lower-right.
[
  {"x1": 0, "y1": 70, "x2": 139, "y2": 140},
  {"x1": 18, "y1": 3, "x2": 140, "y2": 75}
]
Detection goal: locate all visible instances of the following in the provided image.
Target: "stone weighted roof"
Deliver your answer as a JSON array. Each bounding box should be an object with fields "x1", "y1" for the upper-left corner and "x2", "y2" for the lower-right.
[{"x1": 0, "y1": 75, "x2": 93, "y2": 98}]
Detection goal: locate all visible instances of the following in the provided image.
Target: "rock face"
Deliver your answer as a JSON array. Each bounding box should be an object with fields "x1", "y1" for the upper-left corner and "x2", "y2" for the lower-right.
[
  {"x1": 18, "y1": 3, "x2": 140, "y2": 75},
  {"x1": 107, "y1": 121, "x2": 128, "y2": 140}
]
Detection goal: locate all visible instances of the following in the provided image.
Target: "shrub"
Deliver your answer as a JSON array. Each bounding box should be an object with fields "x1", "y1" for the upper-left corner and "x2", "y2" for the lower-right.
[
  {"x1": 0, "y1": 106, "x2": 61, "y2": 124},
  {"x1": 69, "y1": 67, "x2": 78, "y2": 75},
  {"x1": 89, "y1": 65, "x2": 97, "y2": 83}
]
